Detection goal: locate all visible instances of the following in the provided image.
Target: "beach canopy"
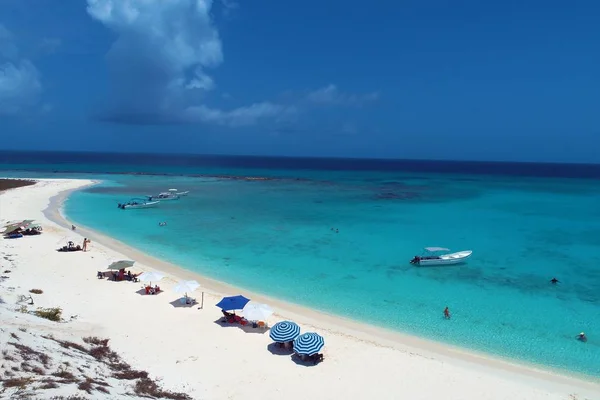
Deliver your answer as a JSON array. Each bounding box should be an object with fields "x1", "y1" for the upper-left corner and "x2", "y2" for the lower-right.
[
  {"x1": 242, "y1": 302, "x2": 273, "y2": 321},
  {"x1": 137, "y1": 271, "x2": 165, "y2": 283},
  {"x1": 173, "y1": 280, "x2": 201, "y2": 294},
  {"x1": 216, "y1": 295, "x2": 250, "y2": 311},
  {"x1": 293, "y1": 332, "x2": 325, "y2": 356},
  {"x1": 107, "y1": 260, "x2": 135, "y2": 270},
  {"x1": 269, "y1": 321, "x2": 300, "y2": 343},
  {"x1": 2, "y1": 219, "x2": 35, "y2": 234}
]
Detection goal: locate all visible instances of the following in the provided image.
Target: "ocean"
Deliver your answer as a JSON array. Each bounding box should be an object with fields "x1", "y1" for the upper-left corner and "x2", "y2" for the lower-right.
[{"x1": 1, "y1": 151, "x2": 600, "y2": 378}]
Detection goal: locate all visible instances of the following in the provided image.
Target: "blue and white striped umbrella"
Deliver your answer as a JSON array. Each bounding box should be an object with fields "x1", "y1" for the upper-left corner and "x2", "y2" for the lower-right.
[
  {"x1": 269, "y1": 321, "x2": 300, "y2": 343},
  {"x1": 293, "y1": 332, "x2": 325, "y2": 356}
]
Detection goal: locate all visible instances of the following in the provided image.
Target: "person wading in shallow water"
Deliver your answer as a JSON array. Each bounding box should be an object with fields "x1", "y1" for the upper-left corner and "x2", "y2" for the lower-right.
[{"x1": 444, "y1": 307, "x2": 451, "y2": 319}]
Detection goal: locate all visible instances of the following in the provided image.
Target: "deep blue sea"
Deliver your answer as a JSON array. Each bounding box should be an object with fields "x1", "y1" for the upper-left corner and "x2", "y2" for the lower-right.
[{"x1": 2, "y1": 151, "x2": 600, "y2": 378}]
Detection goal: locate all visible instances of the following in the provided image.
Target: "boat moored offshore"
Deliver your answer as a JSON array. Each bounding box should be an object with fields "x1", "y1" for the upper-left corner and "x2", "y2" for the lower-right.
[
  {"x1": 168, "y1": 188, "x2": 189, "y2": 196},
  {"x1": 118, "y1": 198, "x2": 160, "y2": 210},
  {"x1": 147, "y1": 192, "x2": 180, "y2": 201},
  {"x1": 409, "y1": 247, "x2": 472, "y2": 266}
]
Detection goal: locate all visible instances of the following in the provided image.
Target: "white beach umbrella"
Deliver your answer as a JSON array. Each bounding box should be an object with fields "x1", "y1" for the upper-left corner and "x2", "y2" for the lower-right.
[
  {"x1": 173, "y1": 280, "x2": 201, "y2": 295},
  {"x1": 242, "y1": 302, "x2": 274, "y2": 321},
  {"x1": 137, "y1": 271, "x2": 165, "y2": 285}
]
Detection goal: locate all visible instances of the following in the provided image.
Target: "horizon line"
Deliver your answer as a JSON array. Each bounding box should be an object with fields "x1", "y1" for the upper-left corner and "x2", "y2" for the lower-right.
[{"x1": 0, "y1": 148, "x2": 599, "y2": 167}]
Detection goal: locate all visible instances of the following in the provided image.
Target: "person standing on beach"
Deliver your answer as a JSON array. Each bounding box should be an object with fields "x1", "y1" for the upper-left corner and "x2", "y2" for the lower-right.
[
  {"x1": 444, "y1": 307, "x2": 451, "y2": 319},
  {"x1": 82, "y1": 238, "x2": 91, "y2": 252}
]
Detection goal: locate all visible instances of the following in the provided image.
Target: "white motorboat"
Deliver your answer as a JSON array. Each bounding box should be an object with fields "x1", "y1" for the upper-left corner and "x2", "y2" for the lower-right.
[
  {"x1": 118, "y1": 198, "x2": 160, "y2": 210},
  {"x1": 409, "y1": 247, "x2": 472, "y2": 266},
  {"x1": 147, "y1": 192, "x2": 180, "y2": 201},
  {"x1": 168, "y1": 188, "x2": 189, "y2": 196}
]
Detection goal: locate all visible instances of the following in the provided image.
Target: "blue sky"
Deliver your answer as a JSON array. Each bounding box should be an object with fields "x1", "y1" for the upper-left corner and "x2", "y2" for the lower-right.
[{"x1": 0, "y1": 0, "x2": 599, "y2": 162}]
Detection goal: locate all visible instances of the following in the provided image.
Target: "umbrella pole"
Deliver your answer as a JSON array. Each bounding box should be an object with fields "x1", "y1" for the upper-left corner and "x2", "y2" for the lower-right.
[{"x1": 200, "y1": 291, "x2": 204, "y2": 309}]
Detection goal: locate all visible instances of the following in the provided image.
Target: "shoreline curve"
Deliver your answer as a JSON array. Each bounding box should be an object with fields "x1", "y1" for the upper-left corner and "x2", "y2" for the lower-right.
[{"x1": 44, "y1": 178, "x2": 600, "y2": 391}]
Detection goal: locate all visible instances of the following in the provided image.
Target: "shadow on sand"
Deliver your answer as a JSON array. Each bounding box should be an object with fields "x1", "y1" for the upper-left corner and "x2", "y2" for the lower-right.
[
  {"x1": 291, "y1": 353, "x2": 324, "y2": 367},
  {"x1": 213, "y1": 318, "x2": 268, "y2": 334},
  {"x1": 266, "y1": 342, "x2": 294, "y2": 356},
  {"x1": 169, "y1": 298, "x2": 198, "y2": 308}
]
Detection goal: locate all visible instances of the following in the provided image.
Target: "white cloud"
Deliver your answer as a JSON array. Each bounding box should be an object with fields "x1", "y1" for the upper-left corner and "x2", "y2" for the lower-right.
[
  {"x1": 183, "y1": 102, "x2": 297, "y2": 127},
  {"x1": 307, "y1": 84, "x2": 379, "y2": 106},
  {"x1": 85, "y1": 2, "x2": 377, "y2": 127},
  {"x1": 86, "y1": 0, "x2": 294, "y2": 126},
  {"x1": 86, "y1": 0, "x2": 225, "y2": 121},
  {"x1": 0, "y1": 25, "x2": 42, "y2": 116}
]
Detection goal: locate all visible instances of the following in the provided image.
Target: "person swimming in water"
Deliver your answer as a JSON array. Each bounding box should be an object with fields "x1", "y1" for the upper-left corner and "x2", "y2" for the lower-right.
[
  {"x1": 577, "y1": 332, "x2": 587, "y2": 342},
  {"x1": 550, "y1": 277, "x2": 560, "y2": 284},
  {"x1": 444, "y1": 307, "x2": 451, "y2": 319}
]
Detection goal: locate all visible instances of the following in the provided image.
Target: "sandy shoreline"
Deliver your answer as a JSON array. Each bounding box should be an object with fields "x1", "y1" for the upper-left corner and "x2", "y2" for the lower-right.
[{"x1": 2, "y1": 178, "x2": 599, "y2": 399}]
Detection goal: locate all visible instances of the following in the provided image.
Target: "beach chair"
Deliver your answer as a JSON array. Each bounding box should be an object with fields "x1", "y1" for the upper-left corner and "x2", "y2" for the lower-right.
[{"x1": 257, "y1": 321, "x2": 268, "y2": 329}]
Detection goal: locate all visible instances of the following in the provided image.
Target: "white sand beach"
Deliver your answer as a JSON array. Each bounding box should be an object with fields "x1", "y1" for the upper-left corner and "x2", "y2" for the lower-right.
[{"x1": 1, "y1": 179, "x2": 599, "y2": 400}]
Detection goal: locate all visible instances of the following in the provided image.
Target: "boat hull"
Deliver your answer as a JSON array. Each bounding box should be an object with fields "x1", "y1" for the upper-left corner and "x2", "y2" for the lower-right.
[
  {"x1": 148, "y1": 196, "x2": 179, "y2": 201},
  {"x1": 122, "y1": 201, "x2": 160, "y2": 209},
  {"x1": 413, "y1": 250, "x2": 472, "y2": 266}
]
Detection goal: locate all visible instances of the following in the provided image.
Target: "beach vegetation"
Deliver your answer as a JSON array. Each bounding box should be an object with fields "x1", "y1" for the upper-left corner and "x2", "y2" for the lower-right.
[
  {"x1": 82, "y1": 336, "x2": 109, "y2": 347},
  {"x1": 43, "y1": 337, "x2": 87, "y2": 354},
  {"x1": 112, "y1": 369, "x2": 148, "y2": 380},
  {"x1": 89, "y1": 345, "x2": 119, "y2": 362},
  {"x1": 2, "y1": 328, "x2": 183, "y2": 399},
  {"x1": 1, "y1": 376, "x2": 33, "y2": 389},
  {"x1": 29, "y1": 289, "x2": 43, "y2": 294},
  {"x1": 133, "y1": 377, "x2": 192, "y2": 400},
  {"x1": 34, "y1": 307, "x2": 62, "y2": 322},
  {"x1": 77, "y1": 377, "x2": 94, "y2": 394},
  {"x1": 40, "y1": 379, "x2": 59, "y2": 389},
  {"x1": 77, "y1": 376, "x2": 111, "y2": 395},
  {"x1": 31, "y1": 366, "x2": 46, "y2": 375},
  {"x1": 52, "y1": 368, "x2": 76, "y2": 381},
  {"x1": 9, "y1": 342, "x2": 51, "y2": 367}
]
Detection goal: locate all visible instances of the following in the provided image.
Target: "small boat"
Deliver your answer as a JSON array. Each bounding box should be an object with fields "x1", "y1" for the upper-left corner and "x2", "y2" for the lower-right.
[
  {"x1": 168, "y1": 188, "x2": 189, "y2": 196},
  {"x1": 409, "y1": 247, "x2": 472, "y2": 266},
  {"x1": 118, "y1": 198, "x2": 160, "y2": 210},
  {"x1": 147, "y1": 192, "x2": 180, "y2": 201}
]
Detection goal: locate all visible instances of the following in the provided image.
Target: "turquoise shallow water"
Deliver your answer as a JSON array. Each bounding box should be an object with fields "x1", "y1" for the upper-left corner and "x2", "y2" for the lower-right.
[
  {"x1": 55, "y1": 172, "x2": 600, "y2": 378},
  {"x1": 2, "y1": 154, "x2": 600, "y2": 378}
]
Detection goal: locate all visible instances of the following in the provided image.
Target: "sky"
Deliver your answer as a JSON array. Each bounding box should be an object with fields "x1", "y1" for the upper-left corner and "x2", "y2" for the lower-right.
[{"x1": 0, "y1": 0, "x2": 599, "y2": 163}]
